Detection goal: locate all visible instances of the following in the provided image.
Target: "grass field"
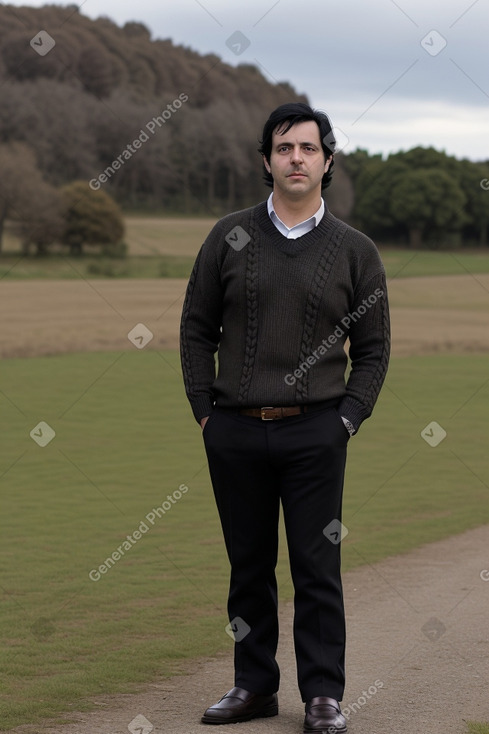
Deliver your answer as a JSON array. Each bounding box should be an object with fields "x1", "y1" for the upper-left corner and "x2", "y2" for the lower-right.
[
  {"x1": 0, "y1": 252, "x2": 194, "y2": 280},
  {"x1": 1, "y1": 350, "x2": 488, "y2": 730},
  {"x1": 468, "y1": 724, "x2": 489, "y2": 734}
]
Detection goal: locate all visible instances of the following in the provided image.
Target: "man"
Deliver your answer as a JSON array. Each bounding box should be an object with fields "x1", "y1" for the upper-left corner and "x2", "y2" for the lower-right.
[{"x1": 180, "y1": 102, "x2": 390, "y2": 734}]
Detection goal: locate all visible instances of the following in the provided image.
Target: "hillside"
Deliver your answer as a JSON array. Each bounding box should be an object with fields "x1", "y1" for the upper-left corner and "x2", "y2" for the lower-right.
[
  {"x1": 1, "y1": 4, "x2": 487, "y2": 246},
  {"x1": 0, "y1": 3, "x2": 307, "y2": 212}
]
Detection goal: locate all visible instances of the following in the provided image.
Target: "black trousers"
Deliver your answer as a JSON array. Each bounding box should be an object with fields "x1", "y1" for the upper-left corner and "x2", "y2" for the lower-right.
[{"x1": 202, "y1": 404, "x2": 349, "y2": 702}]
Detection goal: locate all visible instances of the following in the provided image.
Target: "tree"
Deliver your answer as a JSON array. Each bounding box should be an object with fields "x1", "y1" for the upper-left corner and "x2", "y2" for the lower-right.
[
  {"x1": 77, "y1": 43, "x2": 123, "y2": 98},
  {"x1": 390, "y1": 168, "x2": 466, "y2": 247},
  {"x1": 457, "y1": 159, "x2": 489, "y2": 246},
  {"x1": 0, "y1": 3, "x2": 308, "y2": 213},
  {"x1": 60, "y1": 181, "x2": 125, "y2": 255},
  {"x1": 0, "y1": 79, "x2": 100, "y2": 186},
  {"x1": 342, "y1": 148, "x2": 381, "y2": 186},
  {"x1": 0, "y1": 143, "x2": 63, "y2": 254},
  {"x1": 123, "y1": 21, "x2": 151, "y2": 40},
  {"x1": 396, "y1": 146, "x2": 461, "y2": 179},
  {"x1": 89, "y1": 91, "x2": 173, "y2": 208},
  {"x1": 326, "y1": 154, "x2": 355, "y2": 222},
  {"x1": 353, "y1": 156, "x2": 408, "y2": 237},
  {"x1": 16, "y1": 185, "x2": 64, "y2": 256}
]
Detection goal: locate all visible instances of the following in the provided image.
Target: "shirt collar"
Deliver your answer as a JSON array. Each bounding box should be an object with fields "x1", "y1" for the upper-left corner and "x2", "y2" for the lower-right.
[{"x1": 267, "y1": 193, "x2": 325, "y2": 239}]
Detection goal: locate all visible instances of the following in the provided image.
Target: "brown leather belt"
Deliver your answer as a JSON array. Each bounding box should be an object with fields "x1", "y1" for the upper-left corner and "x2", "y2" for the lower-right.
[
  {"x1": 217, "y1": 399, "x2": 338, "y2": 420},
  {"x1": 239, "y1": 405, "x2": 310, "y2": 420}
]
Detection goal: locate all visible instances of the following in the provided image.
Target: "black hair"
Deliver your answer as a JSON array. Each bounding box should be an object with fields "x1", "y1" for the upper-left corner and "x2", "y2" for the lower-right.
[{"x1": 258, "y1": 102, "x2": 336, "y2": 189}]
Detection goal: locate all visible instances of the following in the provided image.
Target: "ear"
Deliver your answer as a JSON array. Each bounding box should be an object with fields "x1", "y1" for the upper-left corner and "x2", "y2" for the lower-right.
[
  {"x1": 263, "y1": 155, "x2": 271, "y2": 174},
  {"x1": 324, "y1": 155, "x2": 333, "y2": 173}
]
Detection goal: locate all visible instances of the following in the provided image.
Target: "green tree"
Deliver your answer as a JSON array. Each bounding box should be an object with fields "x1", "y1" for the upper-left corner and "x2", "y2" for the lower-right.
[
  {"x1": 390, "y1": 168, "x2": 466, "y2": 247},
  {"x1": 60, "y1": 181, "x2": 125, "y2": 255},
  {"x1": 457, "y1": 159, "x2": 489, "y2": 246},
  {"x1": 342, "y1": 148, "x2": 381, "y2": 186},
  {"x1": 397, "y1": 146, "x2": 461, "y2": 180},
  {"x1": 353, "y1": 156, "x2": 408, "y2": 237}
]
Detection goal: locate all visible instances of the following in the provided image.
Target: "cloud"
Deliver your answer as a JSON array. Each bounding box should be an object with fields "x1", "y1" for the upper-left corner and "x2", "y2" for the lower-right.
[
  {"x1": 324, "y1": 96, "x2": 489, "y2": 160},
  {"x1": 5, "y1": 0, "x2": 488, "y2": 158}
]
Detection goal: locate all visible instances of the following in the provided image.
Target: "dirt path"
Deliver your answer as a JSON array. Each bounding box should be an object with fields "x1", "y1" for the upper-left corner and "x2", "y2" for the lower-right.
[{"x1": 12, "y1": 524, "x2": 489, "y2": 734}]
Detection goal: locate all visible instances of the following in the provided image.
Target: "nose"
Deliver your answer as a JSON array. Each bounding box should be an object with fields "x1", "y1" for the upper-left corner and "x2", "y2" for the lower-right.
[{"x1": 290, "y1": 146, "x2": 303, "y2": 164}]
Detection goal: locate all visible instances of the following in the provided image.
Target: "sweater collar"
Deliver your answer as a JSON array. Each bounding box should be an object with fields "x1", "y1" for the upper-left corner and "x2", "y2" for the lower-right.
[
  {"x1": 254, "y1": 200, "x2": 342, "y2": 256},
  {"x1": 266, "y1": 193, "x2": 325, "y2": 239}
]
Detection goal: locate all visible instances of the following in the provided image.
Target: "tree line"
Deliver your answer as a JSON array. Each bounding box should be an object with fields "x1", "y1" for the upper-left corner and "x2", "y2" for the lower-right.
[
  {"x1": 344, "y1": 147, "x2": 489, "y2": 248},
  {"x1": 0, "y1": 4, "x2": 487, "y2": 253}
]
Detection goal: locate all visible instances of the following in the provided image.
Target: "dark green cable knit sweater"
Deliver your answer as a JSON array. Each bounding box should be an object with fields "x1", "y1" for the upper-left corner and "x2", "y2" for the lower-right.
[{"x1": 180, "y1": 201, "x2": 390, "y2": 432}]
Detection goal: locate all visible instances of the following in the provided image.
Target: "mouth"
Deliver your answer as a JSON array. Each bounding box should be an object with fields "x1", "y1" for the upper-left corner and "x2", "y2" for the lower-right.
[{"x1": 287, "y1": 172, "x2": 307, "y2": 178}]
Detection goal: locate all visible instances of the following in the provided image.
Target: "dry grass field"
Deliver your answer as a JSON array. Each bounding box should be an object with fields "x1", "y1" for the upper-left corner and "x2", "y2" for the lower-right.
[
  {"x1": 2, "y1": 216, "x2": 489, "y2": 358},
  {"x1": 124, "y1": 216, "x2": 218, "y2": 256},
  {"x1": 1, "y1": 279, "x2": 185, "y2": 358},
  {"x1": 2, "y1": 274, "x2": 489, "y2": 359}
]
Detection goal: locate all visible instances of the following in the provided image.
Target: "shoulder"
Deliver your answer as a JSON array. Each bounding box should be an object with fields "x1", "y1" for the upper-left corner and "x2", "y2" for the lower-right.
[
  {"x1": 195, "y1": 203, "x2": 266, "y2": 269},
  {"x1": 326, "y1": 210, "x2": 377, "y2": 253},
  {"x1": 329, "y1": 210, "x2": 383, "y2": 259},
  {"x1": 205, "y1": 203, "x2": 266, "y2": 241},
  {"x1": 324, "y1": 210, "x2": 386, "y2": 283}
]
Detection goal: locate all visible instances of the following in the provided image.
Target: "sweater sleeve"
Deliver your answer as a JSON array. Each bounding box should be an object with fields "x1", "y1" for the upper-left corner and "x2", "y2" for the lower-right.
[
  {"x1": 179, "y1": 230, "x2": 224, "y2": 424},
  {"x1": 337, "y1": 270, "x2": 391, "y2": 433}
]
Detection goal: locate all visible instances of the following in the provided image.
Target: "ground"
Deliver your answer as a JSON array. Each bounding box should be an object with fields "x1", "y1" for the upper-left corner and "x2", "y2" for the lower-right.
[
  {"x1": 2, "y1": 274, "x2": 489, "y2": 359},
  {"x1": 3, "y1": 265, "x2": 488, "y2": 734},
  {"x1": 9, "y1": 524, "x2": 489, "y2": 734}
]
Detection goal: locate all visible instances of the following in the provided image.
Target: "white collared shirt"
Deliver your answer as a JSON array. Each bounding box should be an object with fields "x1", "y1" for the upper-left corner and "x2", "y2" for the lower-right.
[{"x1": 267, "y1": 193, "x2": 325, "y2": 239}]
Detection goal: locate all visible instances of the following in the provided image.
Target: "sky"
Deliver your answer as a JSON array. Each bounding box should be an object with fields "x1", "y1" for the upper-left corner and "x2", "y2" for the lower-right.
[{"x1": 7, "y1": 0, "x2": 489, "y2": 160}]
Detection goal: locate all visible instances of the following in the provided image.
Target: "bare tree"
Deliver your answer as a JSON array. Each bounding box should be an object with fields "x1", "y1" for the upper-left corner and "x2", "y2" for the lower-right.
[{"x1": 0, "y1": 143, "x2": 62, "y2": 254}]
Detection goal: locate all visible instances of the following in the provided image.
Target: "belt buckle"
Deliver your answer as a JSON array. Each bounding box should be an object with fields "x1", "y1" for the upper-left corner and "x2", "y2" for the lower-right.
[{"x1": 261, "y1": 406, "x2": 277, "y2": 420}]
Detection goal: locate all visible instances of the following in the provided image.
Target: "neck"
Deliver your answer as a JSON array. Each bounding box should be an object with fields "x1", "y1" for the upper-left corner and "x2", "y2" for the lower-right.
[{"x1": 271, "y1": 190, "x2": 322, "y2": 228}]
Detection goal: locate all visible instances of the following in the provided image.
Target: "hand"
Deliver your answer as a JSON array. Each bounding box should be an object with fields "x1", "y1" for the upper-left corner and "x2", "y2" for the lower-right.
[{"x1": 200, "y1": 415, "x2": 210, "y2": 430}]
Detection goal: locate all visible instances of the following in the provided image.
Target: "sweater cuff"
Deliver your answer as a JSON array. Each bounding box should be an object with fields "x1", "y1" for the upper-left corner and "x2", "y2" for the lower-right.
[
  {"x1": 337, "y1": 396, "x2": 370, "y2": 434},
  {"x1": 190, "y1": 395, "x2": 215, "y2": 424}
]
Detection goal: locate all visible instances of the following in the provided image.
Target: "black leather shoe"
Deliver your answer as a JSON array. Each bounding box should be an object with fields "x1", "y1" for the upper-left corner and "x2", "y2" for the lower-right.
[
  {"x1": 201, "y1": 686, "x2": 278, "y2": 725},
  {"x1": 303, "y1": 696, "x2": 347, "y2": 733}
]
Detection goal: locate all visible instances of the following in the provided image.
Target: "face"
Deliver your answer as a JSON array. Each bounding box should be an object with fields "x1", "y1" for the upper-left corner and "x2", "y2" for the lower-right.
[{"x1": 263, "y1": 120, "x2": 332, "y2": 200}]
